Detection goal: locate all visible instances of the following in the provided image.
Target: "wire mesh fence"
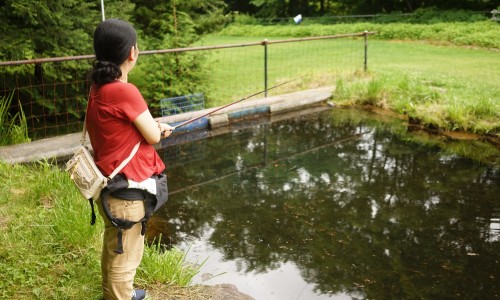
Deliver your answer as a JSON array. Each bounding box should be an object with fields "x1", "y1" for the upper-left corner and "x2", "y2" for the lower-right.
[
  {"x1": 160, "y1": 93, "x2": 205, "y2": 117},
  {"x1": 0, "y1": 32, "x2": 375, "y2": 142}
]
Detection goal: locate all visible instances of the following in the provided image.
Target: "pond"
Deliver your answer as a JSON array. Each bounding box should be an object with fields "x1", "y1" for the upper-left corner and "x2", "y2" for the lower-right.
[{"x1": 153, "y1": 108, "x2": 500, "y2": 299}]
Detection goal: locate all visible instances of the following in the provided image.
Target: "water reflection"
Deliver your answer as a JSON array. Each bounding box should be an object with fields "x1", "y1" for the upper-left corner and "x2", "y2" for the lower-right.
[{"x1": 154, "y1": 109, "x2": 500, "y2": 299}]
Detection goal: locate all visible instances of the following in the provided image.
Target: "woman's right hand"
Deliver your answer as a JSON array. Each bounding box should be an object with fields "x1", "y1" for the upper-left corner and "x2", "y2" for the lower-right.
[{"x1": 159, "y1": 123, "x2": 174, "y2": 139}]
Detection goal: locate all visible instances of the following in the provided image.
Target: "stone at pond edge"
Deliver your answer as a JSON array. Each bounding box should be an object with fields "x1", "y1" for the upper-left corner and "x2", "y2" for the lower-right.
[{"x1": 210, "y1": 284, "x2": 255, "y2": 300}]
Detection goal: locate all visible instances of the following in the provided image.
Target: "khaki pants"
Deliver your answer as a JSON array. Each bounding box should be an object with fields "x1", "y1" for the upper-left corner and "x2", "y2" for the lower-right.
[{"x1": 97, "y1": 195, "x2": 145, "y2": 300}]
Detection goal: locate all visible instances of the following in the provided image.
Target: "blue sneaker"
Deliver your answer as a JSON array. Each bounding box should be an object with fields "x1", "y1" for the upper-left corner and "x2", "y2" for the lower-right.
[{"x1": 131, "y1": 289, "x2": 146, "y2": 300}]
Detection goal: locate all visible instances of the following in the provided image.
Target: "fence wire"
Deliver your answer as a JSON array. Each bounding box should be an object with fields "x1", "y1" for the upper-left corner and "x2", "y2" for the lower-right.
[{"x1": 0, "y1": 32, "x2": 374, "y2": 141}]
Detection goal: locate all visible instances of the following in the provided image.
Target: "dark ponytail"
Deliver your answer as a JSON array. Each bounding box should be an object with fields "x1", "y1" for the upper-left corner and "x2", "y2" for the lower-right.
[
  {"x1": 90, "y1": 19, "x2": 137, "y2": 85},
  {"x1": 91, "y1": 61, "x2": 122, "y2": 85}
]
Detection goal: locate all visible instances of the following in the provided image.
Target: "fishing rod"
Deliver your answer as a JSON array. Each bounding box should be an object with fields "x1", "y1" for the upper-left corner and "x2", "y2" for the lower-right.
[{"x1": 169, "y1": 77, "x2": 303, "y2": 131}]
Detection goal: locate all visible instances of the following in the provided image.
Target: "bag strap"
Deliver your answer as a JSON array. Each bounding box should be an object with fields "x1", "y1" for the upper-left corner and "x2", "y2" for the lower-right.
[
  {"x1": 81, "y1": 105, "x2": 89, "y2": 146},
  {"x1": 81, "y1": 88, "x2": 91, "y2": 146},
  {"x1": 108, "y1": 142, "x2": 141, "y2": 179}
]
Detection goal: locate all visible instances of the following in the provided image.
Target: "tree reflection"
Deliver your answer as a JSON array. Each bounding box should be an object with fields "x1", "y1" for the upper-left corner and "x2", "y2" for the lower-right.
[{"x1": 157, "y1": 110, "x2": 500, "y2": 299}]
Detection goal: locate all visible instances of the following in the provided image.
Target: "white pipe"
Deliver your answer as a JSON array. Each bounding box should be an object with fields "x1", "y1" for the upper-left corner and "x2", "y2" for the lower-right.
[{"x1": 101, "y1": 0, "x2": 105, "y2": 21}]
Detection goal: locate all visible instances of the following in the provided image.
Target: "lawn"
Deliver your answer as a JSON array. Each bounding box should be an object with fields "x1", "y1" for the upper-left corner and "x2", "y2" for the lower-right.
[{"x1": 195, "y1": 34, "x2": 500, "y2": 135}]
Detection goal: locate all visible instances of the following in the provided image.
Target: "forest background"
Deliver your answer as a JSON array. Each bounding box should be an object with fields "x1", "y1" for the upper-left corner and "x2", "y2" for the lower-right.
[{"x1": 1, "y1": 0, "x2": 497, "y2": 61}]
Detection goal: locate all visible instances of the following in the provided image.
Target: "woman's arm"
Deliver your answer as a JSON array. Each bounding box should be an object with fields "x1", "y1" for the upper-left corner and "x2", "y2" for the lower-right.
[{"x1": 133, "y1": 110, "x2": 174, "y2": 144}]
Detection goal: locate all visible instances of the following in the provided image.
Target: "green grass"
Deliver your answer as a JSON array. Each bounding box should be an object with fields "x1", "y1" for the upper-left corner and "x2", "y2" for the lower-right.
[
  {"x1": 0, "y1": 91, "x2": 30, "y2": 146},
  {"x1": 368, "y1": 40, "x2": 500, "y2": 84},
  {"x1": 219, "y1": 21, "x2": 500, "y2": 48},
  {"x1": 356, "y1": 41, "x2": 499, "y2": 134},
  {"x1": 138, "y1": 243, "x2": 205, "y2": 287},
  {"x1": 195, "y1": 35, "x2": 366, "y2": 106},
  {"x1": 0, "y1": 162, "x2": 202, "y2": 299},
  {"x1": 195, "y1": 28, "x2": 500, "y2": 136},
  {"x1": 332, "y1": 71, "x2": 500, "y2": 134}
]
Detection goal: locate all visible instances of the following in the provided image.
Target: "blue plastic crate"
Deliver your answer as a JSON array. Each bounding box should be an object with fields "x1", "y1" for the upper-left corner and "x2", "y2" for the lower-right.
[{"x1": 160, "y1": 93, "x2": 205, "y2": 116}]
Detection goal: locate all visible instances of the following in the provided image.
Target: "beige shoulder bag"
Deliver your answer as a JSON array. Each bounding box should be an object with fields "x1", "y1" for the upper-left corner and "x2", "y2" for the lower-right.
[{"x1": 66, "y1": 92, "x2": 140, "y2": 200}]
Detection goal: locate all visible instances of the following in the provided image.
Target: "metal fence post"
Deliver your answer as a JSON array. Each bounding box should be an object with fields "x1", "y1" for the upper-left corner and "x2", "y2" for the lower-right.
[
  {"x1": 263, "y1": 39, "x2": 268, "y2": 97},
  {"x1": 364, "y1": 31, "x2": 368, "y2": 72}
]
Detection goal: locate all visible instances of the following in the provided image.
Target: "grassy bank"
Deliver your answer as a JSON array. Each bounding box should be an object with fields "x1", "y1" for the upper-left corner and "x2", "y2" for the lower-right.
[
  {"x1": 333, "y1": 69, "x2": 500, "y2": 136},
  {"x1": 0, "y1": 162, "x2": 202, "y2": 299},
  {"x1": 197, "y1": 21, "x2": 500, "y2": 138},
  {"x1": 339, "y1": 38, "x2": 500, "y2": 137}
]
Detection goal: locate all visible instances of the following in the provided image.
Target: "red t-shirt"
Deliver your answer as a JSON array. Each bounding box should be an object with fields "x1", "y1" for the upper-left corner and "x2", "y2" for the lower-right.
[{"x1": 86, "y1": 81, "x2": 165, "y2": 182}]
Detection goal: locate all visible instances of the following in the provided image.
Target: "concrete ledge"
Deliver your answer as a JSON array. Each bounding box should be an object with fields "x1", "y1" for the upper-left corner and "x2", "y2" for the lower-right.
[
  {"x1": 270, "y1": 96, "x2": 328, "y2": 114},
  {"x1": 0, "y1": 133, "x2": 85, "y2": 164},
  {"x1": 0, "y1": 86, "x2": 333, "y2": 164},
  {"x1": 209, "y1": 114, "x2": 230, "y2": 129}
]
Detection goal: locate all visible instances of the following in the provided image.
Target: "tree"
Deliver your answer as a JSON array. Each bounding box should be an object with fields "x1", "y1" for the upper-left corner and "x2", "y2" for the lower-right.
[
  {"x1": 0, "y1": 0, "x2": 136, "y2": 137},
  {"x1": 129, "y1": 0, "x2": 230, "y2": 110},
  {"x1": 226, "y1": 0, "x2": 497, "y2": 17},
  {"x1": 0, "y1": 0, "x2": 94, "y2": 61},
  {"x1": 0, "y1": 0, "x2": 230, "y2": 136}
]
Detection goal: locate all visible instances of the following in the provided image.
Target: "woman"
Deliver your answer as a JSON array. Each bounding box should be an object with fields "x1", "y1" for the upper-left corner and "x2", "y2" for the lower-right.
[{"x1": 87, "y1": 18, "x2": 173, "y2": 300}]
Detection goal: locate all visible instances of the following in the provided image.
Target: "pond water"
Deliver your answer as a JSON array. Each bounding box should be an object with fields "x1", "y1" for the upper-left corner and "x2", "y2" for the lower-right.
[{"x1": 154, "y1": 108, "x2": 500, "y2": 299}]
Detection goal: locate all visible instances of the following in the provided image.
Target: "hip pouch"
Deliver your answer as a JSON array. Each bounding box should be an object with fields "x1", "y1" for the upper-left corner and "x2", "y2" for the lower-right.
[{"x1": 91, "y1": 173, "x2": 168, "y2": 254}]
